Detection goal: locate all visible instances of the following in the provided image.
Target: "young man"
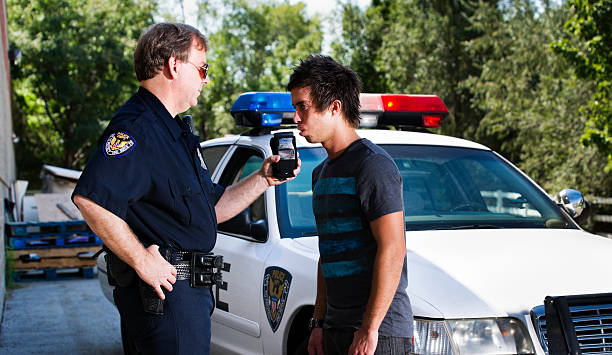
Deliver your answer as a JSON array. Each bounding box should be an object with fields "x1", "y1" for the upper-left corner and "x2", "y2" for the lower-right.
[
  {"x1": 287, "y1": 55, "x2": 413, "y2": 355},
  {"x1": 72, "y1": 23, "x2": 299, "y2": 354}
]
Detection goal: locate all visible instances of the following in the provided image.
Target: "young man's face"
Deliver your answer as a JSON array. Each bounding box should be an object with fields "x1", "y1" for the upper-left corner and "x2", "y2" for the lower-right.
[{"x1": 290, "y1": 86, "x2": 335, "y2": 144}]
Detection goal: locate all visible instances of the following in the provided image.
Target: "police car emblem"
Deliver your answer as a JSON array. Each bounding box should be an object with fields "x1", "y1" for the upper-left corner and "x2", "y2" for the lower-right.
[
  {"x1": 263, "y1": 266, "x2": 292, "y2": 332},
  {"x1": 104, "y1": 131, "x2": 136, "y2": 158}
]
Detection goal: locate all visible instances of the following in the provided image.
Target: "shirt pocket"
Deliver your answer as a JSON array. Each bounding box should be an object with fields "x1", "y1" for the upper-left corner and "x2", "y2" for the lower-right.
[{"x1": 168, "y1": 178, "x2": 197, "y2": 226}]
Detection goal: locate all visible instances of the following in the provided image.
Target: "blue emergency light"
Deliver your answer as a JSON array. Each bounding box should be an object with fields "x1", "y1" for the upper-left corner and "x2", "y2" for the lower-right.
[
  {"x1": 230, "y1": 92, "x2": 295, "y2": 127},
  {"x1": 230, "y1": 91, "x2": 449, "y2": 129}
]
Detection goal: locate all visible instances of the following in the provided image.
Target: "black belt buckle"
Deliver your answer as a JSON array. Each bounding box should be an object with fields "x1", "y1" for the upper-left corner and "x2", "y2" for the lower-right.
[{"x1": 190, "y1": 252, "x2": 224, "y2": 288}]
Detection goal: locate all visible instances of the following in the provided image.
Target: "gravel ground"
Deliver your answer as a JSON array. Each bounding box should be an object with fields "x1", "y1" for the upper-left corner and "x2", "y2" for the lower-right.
[{"x1": 0, "y1": 273, "x2": 123, "y2": 354}]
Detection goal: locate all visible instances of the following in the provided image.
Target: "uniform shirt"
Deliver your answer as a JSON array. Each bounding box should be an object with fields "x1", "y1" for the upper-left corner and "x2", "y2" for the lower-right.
[
  {"x1": 312, "y1": 138, "x2": 413, "y2": 337},
  {"x1": 73, "y1": 87, "x2": 225, "y2": 252}
]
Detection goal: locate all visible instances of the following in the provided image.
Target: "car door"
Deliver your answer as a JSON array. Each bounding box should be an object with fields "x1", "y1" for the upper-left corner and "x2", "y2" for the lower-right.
[{"x1": 210, "y1": 145, "x2": 275, "y2": 355}]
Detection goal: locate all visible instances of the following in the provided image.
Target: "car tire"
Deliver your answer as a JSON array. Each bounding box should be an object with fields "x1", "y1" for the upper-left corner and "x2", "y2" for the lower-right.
[{"x1": 293, "y1": 338, "x2": 309, "y2": 355}]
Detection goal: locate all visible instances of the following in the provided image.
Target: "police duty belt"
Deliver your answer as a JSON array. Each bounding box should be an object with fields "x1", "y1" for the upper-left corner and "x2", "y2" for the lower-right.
[{"x1": 163, "y1": 249, "x2": 225, "y2": 289}]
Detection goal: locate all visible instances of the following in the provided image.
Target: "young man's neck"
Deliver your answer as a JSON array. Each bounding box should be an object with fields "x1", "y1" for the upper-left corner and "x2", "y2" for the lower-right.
[{"x1": 322, "y1": 126, "x2": 360, "y2": 160}]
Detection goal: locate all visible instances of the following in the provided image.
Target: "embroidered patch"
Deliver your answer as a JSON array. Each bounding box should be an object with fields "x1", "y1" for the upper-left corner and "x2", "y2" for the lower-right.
[
  {"x1": 263, "y1": 266, "x2": 292, "y2": 332},
  {"x1": 104, "y1": 131, "x2": 136, "y2": 158}
]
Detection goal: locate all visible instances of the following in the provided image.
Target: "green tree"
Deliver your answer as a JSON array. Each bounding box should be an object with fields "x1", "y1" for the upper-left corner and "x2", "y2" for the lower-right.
[
  {"x1": 551, "y1": 0, "x2": 612, "y2": 170},
  {"x1": 334, "y1": 0, "x2": 497, "y2": 139},
  {"x1": 189, "y1": 0, "x2": 323, "y2": 139},
  {"x1": 467, "y1": 0, "x2": 612, "y2": 196},
  {"x1": 8, "y1": 0, "x2": 155, "y2": 183}
]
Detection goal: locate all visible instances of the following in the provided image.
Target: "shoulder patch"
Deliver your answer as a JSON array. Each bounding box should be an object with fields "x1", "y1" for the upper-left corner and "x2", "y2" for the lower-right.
[
  {"x1": 104, "y1": 131, "x2": 136, "y2": 158},
  {"x1": 263, "y1": 266, "x2": 292, "y2": 332}
]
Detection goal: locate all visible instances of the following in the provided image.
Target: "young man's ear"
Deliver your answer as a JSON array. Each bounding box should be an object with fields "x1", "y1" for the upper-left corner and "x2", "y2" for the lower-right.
[{"x1": 330, "y1": 99, "x2": 342, "y2": 117}]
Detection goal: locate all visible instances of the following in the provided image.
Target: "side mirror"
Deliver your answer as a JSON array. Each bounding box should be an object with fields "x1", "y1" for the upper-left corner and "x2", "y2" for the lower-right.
[{"x1": 558, "y1": 188, "x2": 589, "y2": 224}]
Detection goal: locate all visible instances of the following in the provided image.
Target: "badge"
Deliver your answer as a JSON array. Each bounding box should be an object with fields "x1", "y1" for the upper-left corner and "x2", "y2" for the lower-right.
[
  {"x1": 263, "y1": 266, "x2": 292, "y2": 332},
  {"x1": 104, "y1": 131, "x2": 136, "y2": 158}
]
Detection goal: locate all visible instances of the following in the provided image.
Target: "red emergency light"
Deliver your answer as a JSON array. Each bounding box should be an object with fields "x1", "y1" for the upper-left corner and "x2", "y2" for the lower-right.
[{"x1": 359, "y1": 94, "x2": 449, "y2": 128}]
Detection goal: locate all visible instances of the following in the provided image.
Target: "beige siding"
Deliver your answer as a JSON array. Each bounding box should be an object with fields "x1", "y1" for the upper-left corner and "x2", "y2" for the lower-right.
[{"x1": 1, "y1": 0, "x2": 17, "y2": 317}]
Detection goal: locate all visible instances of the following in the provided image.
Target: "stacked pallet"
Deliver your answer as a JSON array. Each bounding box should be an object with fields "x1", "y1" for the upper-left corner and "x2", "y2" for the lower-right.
[{"x1": 6, "y1": 220, "x2": 102, "y2": 280}]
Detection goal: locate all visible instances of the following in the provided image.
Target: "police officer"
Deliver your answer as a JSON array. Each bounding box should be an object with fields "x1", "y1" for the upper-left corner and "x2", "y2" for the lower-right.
[{"x1": 72, "y1": 23, "x2": 299, "y2": 355}]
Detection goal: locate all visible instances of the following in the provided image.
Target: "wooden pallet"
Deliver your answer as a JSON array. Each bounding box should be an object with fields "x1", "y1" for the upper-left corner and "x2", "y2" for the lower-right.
[
  {"x1": 8, "y1": 232, "x2": 102, "y2": 249},
  {"x1": 6, "y1": 220, "x2": 90, "y2": 237},
  {"x1": 12, "y1": 266, "x2": 96, "y2": 281},
  {"x1": 8, "y1": 245, "x2": 101, "y2": 270}
]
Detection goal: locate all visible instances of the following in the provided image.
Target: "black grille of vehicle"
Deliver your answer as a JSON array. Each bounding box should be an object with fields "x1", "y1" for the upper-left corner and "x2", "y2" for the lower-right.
[{"x1": 531, "y1": 303, "x2": 612, "y2": 354}]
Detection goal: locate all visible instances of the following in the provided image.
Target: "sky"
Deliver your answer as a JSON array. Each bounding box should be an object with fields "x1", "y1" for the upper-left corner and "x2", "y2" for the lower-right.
[
  {"x1": 176, "y1": 0, "x2": 371, "y2": 22},
  {"x1": 160, "y1": 0, "x2": 372, "y2": 53}
]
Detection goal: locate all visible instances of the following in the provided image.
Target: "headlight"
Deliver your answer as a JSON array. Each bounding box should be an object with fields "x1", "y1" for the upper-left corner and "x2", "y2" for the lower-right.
[
  {"x1": 448, "y1": 318, "x2": 535, "y2": 354},
  {"x1": 412, "y1": 318, "x2": 535, "y2": 355},
  {"x1": 413, "y1": 319, "x2": 454, "y2": 355}
]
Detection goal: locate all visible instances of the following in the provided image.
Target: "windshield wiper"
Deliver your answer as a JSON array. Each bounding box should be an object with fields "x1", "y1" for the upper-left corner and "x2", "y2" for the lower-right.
[{"x1": 441, "y1": 224, "x2": 502, "y2": 230}]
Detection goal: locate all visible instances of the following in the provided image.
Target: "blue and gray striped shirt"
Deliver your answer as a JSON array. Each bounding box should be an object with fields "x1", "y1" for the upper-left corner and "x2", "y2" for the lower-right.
[{"x1": 312, "y1": 138, "x2": 413, "y2": 337}]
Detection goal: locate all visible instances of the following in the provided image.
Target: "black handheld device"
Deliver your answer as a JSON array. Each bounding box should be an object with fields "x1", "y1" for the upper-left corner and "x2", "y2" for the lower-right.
[{"x1": 270, "y1": 132, "x2": 297, "y2": 180}]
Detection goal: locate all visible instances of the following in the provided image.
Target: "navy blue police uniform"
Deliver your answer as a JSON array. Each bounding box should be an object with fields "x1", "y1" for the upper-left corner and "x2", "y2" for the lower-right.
[{"x1": 73, "y1": 87, "x2": 224, "y2": 354}]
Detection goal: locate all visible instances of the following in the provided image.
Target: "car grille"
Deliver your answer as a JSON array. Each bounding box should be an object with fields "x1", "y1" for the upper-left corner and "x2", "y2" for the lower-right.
[{"x1": 531, "y1": 303, "x2": 612, "y2": 354}]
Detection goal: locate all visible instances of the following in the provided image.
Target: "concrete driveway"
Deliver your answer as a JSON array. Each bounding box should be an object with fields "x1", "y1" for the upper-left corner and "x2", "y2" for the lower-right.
[{"x1": 0, "y1": 274, "x2": 123, "y2": 354}]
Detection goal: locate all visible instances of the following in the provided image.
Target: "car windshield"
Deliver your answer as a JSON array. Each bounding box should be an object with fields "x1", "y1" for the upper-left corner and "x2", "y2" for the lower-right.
[{"x1": 275, "y1": 145, "x2": 574, "y2": 238}]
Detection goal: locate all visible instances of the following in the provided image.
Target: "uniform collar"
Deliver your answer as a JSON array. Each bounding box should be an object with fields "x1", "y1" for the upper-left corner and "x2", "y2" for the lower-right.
[{"x1": 137, "y1": 86, "x2": 185, "y2": 141}]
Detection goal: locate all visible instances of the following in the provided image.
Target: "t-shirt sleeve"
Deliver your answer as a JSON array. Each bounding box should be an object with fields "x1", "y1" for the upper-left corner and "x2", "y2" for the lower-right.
[
  {"x1": 356, "y1": 153, "x2": 404, "y2": 221},
  {"x1": 72, "y1": 126, "x2": 152, "y2": 220}
]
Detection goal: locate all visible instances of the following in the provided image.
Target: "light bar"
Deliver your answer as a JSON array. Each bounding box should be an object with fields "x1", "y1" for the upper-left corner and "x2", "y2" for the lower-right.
[
  {"x1": 360, "y1": 94, "x2": 449, "y2": 128},
  {"x1": 231, "y1": 92, "x2": 295, "y2": 127}
]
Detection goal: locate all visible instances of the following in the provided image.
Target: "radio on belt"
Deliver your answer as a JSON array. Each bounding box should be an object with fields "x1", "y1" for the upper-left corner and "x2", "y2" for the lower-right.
[
  {"x1": 270, "y1": 132, "x2": 297, "y2": 180},
  {"x1": 191, "y1": 252, "x2": 224, "y2": 288}
]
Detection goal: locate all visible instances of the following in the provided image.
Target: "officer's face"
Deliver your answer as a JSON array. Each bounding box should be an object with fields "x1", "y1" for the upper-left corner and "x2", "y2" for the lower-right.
[
  {"x1": 291, "y1": 86, "x2": 335, "y2": 144},
  {"x1": 178, "y1": 41, "x2": 210, "y2": 112}
]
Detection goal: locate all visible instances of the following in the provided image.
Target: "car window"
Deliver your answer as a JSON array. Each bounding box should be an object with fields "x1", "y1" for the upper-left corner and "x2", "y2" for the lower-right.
[
  {"x1": 385, "y1": 145, "x2": 571, "y2": 230},
  {"x1": 275, "y1": 145, "x2": 573, "y2": 238},
  {"x1": 201, "y1": 145, "x2": 230, "y2": 175},
  {"x1": 217, "y1": 147, "x2": 266, "y2": 239},
  {"x1": 276, "y1": 147, "x2": 327, "y2": 238}
]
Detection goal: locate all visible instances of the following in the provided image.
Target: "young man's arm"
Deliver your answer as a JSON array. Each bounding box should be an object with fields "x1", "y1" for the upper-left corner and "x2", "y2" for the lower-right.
[
  {"x1": 349, "y1": 211, "x2": 406, "y2": 355},
  {"x1": 308, "y1": 259, "x2": 327, "y2": 355}
]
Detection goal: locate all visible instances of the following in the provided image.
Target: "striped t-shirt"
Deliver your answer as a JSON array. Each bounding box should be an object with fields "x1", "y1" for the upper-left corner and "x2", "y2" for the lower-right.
[{"x1": 312, "y1": 138, "x2": 413, "y2": 337}]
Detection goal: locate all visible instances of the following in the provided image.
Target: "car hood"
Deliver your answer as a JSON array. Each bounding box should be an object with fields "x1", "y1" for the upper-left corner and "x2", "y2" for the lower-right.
[
  {"x1": 292, "y1": 229, "x2": 612, "y2": 319},
  {"x1": 406, "y1": 228, "x2": 612, "y2": 319}
]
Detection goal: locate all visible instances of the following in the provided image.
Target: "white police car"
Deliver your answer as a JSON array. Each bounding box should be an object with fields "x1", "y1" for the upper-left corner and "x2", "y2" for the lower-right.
[{"x1": 98, "y1": 92, "x2": 612, "y2": 355}]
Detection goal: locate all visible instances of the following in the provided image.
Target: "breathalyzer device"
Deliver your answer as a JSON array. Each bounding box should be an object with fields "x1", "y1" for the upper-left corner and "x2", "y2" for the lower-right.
[{"x1": 270, "y1": 132, "x2": 297, "y2": 180}]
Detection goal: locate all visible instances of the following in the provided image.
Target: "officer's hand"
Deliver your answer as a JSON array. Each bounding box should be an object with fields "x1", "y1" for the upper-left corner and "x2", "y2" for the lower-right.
[
  {"x1": 349, "y1": 328, "x2": 378, "y2": 355},
  {"x1": 135, "y1": 244, "x2": 177, "y2": 300},
  {"x1": 307, "y1": 327, "x2": 324, "y2": 355},
  {"x1": 260, "y1": 155, "x2": 301, "y2": 187}
]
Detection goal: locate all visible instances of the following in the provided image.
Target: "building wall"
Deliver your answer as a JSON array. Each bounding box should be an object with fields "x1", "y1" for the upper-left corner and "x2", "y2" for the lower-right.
[{"x1": 0, "y1": 0, "x2": 17, "y2": 317}]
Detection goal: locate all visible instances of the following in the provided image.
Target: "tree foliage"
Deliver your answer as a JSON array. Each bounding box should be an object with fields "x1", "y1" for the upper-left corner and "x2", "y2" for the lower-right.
[
  {"x1": 467, "y1": 0, "x2": 611, "y2": 195},
  {"x1": 334, "y1": 0, "x2": 612, "y2": 196},
  {"x1": 552, "y1": 0, "x2": 612, "y2": 170},
  {"x1": 188, "y1": 0, "x2": 323, "y2": 139},
  {"x1": 8, "y1": 0, "x2": 156, "y2": 182},
  {"x1": 8, "y1": 0, "x2": 612, "y2": 198},
  {"x1": 333, "y1": 0, "x2": 497, "y2": 140}
]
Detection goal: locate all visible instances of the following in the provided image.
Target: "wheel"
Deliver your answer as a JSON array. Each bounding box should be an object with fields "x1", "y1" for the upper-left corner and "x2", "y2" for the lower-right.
[{"x1": 292, "y1": 337, "x2": 309, "y2": 355}]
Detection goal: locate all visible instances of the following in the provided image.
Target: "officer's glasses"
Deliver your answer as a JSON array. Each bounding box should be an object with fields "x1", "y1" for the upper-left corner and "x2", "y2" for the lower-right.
[{"x1": 186, "y1": 61, "x2": 209, "y2": 79}]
